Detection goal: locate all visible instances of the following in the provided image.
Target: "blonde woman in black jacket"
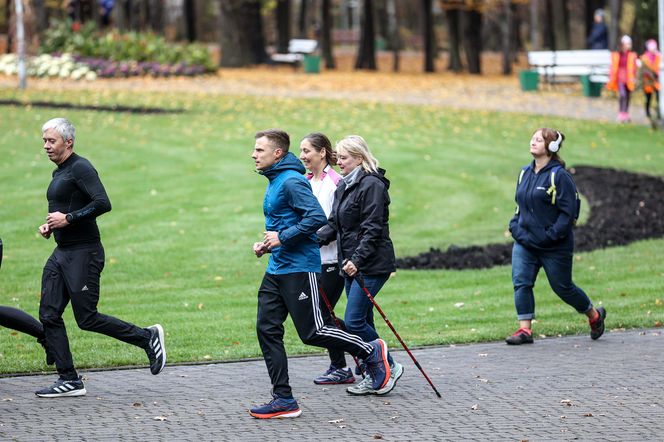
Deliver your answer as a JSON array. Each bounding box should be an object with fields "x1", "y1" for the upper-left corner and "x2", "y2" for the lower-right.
[{"x1": 318, "y1": 135, "x2": 403, "y2": 396}]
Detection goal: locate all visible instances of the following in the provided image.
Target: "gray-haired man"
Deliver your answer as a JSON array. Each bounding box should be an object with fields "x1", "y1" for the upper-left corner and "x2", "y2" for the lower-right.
[{"x1": 35, "y1": 118, "x2": 166, "y2": 397}]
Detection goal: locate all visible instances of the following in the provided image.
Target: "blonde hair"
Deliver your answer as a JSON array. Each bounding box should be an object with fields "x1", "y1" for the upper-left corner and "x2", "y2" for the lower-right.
[{"x1": 335, "y1": 135, "x2": 379, "y2": 173}]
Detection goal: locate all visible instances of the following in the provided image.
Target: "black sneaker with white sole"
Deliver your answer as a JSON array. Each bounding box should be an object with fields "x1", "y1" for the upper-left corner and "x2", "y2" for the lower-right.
[
  {"x1": 35, "y1": 376, "x2": 86, "y2": 398},
  {"x1": 145, "y1": 324, "x2": 166, "y2": 375}
]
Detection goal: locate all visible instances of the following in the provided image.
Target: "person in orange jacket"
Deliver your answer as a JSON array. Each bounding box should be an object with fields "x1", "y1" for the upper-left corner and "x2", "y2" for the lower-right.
[
  {"x1": 640, "y1": 39, "x2": 661, "y2": 121},
  {"x1": 607, "y1": 35, "x2": 638, "y2": 123}
]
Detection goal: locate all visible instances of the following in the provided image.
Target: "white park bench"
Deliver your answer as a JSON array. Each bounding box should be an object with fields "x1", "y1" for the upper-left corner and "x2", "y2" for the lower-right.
[
  {"x1": 527, "y1": 49, "x2": 611, "y2": 84},
  {"x1": 270, "y1": 39, "x2": 318, "y2": 67}
]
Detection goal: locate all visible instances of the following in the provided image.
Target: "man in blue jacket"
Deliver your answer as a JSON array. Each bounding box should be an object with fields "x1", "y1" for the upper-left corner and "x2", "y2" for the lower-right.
[{"x1": 250, "y1": 129, "x2": 395, "y2": 419}]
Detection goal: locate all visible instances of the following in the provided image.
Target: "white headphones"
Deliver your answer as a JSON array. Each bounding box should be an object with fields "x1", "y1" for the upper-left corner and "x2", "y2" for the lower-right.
[{"x1": 548, "y1": 132, "x2": 562, "y2": 153}]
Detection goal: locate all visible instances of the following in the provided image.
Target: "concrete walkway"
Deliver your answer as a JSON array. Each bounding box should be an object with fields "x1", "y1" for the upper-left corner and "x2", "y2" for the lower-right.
[{"x1": 1, "y1": 328, "x2": 662, "y2": 441}]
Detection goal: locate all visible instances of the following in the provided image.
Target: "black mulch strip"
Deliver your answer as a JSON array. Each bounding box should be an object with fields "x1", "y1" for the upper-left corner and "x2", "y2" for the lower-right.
[
  {"x1": 0, "y1": 99, "x2": 183, "y2": 114},
  {"x1": 396, "y1": 165, "x2": 664, "y2": 270}
]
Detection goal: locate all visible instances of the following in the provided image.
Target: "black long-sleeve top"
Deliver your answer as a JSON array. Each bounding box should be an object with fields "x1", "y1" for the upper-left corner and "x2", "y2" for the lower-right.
[{"x1": 46, "y1": 153, "x2": 112, "y2": 247}]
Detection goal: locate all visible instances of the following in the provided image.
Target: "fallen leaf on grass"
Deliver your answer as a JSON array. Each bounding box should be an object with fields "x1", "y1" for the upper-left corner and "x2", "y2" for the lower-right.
[
  {"x1": 654, "y1": 321, "x2": 663, "y2": 327},
  {"x1": 454, "y1": 302, "x2": 465, "y2": 308}
]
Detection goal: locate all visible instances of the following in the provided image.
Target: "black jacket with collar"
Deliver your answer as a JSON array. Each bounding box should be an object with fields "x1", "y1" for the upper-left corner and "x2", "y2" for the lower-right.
[{"x1": 318, "y1": 168, "x2": 396, "y2": 275}]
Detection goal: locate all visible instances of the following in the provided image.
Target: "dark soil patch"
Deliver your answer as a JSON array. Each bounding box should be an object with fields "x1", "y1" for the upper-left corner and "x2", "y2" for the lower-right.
[
  {"x1": 397, "y1": 166, "x2": 664, "y2": 270},
  {"x1": 0, "y1": 99, "x2": 183, "y2": 114}
]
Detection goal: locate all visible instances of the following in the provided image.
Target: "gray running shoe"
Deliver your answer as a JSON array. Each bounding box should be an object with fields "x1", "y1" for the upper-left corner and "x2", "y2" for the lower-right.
[
  {"x1": 376, "y1": 361, "x2": 404, "y2": 395},
  {"x1": 346, "y1": 374, "x2": 375, "y2": 395}
]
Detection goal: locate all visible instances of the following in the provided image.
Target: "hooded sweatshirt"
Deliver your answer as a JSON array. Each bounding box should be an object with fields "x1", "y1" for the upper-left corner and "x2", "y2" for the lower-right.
[
  {"x1": 260, "y1": 152, "x2": 328, "y2": 274},
  {"x1": 508, "y1": 160, "x2": 579, "y2": 251}
]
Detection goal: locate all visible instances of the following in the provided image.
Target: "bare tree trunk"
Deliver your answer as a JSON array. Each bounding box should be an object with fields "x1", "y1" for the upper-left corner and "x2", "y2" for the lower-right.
[
  {"x1": 608, "y1": 0, "x2": 620, "y2": 50},
  {"x1": 530, "y1": 0, "x2": 540, "y2": 50},
  {"x1": 32, "y1": 0, "x2": 47, "y2": 33},
  {"x1": 149, "y1": 0, "x2": 164, "y2": 33},
  {"x1": 298, "y1": 0, "x2": 307, "y2": 37},
  {"x1": 355, "y1": 0, "x2": 377, "y2": 70},
  {"x1": 247, "y1": 1, "x2": 268, "y2": 64},
  {"x1": 321, "y1": 0, "x2": 336, "y2": 68},
  {"x1": 220, "y1": 0, "x2": 266, "y2": 67},
  {"x1": 463, "y1": 9, "x2": 482, "y2": 74},
  {"x1": 185, "y1": 0, "x2": 197, "y2": 42},
  {"x1": 5, "y1": 0, "x2": 12, "y2": 53},
  {"x1": 276, "y1": 0, "x2": 291, "y2": 53},
  {"x1": 386, "y1": 0, "x2": 399, "y2": 72},
  {"x1": 422, "y1": 0, "x2": 434, "y2": 72},
  {"x1": 128, "y1": 0, "x2": 141, "y2": 31},
  {"x1": 513, "y1": 1, "x2": 522, "y2": 59},
  {"x1": 543, "y1": 0, "x2": 556, "y2": 50},
  {"x1": 446, "y1": 7, "x2": 462, "y2": 72},
  {"x1": 501, "y1": 0, "x2": 513, "y2": 75},
  {"x1": 561, "y1": 0, "x2": 571, "y2": 49}
]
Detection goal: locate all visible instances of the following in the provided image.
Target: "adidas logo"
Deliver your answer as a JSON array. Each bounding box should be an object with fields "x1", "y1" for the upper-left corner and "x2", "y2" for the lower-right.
[
  {"x1": 81, "y1": 285, "x2": 89, "y2": 291},
  {"x1": 326, "y1": 266, "x2": 336, "y2": 272},
  {"x1": 298, "y1": 292, "x2": 309, "y2": 301}
]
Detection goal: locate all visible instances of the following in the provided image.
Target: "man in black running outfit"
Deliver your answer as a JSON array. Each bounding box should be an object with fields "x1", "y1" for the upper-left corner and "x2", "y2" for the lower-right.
[{"x1": 35, "y1": 117, "x2": 166, "y2": 398}]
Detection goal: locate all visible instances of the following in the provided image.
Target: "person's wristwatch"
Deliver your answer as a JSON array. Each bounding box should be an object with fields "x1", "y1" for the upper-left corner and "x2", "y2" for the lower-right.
[{"x1": 65, "y1": 213, "x2": 73, "y2": 223}]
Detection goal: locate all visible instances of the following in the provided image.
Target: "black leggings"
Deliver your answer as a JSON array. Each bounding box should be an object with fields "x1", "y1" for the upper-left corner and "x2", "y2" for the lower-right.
[
  {"x1": 318, "y1": 263, "x2": 347, "y2": 368},
  {"x1": 645, "y1": 91, "x2": 660, "y2": 118},
  {"x1": 0, "y1": 305, "x2": 45, "y2": 339}
]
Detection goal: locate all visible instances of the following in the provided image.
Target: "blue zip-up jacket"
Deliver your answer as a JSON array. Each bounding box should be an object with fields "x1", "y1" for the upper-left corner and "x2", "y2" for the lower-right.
[
  {"x1": 260, "y1": 152, "x2": 327, "y2": 274},
  {"x1": 508, "y1": 160, "x2": 578, "y2": 251}
]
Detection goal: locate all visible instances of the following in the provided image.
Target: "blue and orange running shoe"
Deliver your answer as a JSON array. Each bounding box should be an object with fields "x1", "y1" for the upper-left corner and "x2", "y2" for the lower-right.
[
  {"x1": 250, "y1": 394, "x2": 302, "y2": 419},
  {"x1": 365, "y1": 339, "x2": 391, "y2": 390}
]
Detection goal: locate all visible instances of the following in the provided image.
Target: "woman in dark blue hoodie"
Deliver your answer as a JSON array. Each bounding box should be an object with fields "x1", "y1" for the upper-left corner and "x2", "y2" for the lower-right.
[{"x1": 507, "y1": 128, "x2": 606, "y2": 345}]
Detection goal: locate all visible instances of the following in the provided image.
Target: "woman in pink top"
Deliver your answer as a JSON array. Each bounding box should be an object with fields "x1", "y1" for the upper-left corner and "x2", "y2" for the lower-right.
[{"x1": 299, "y1": 132, "x2": 354, "y2": 385}]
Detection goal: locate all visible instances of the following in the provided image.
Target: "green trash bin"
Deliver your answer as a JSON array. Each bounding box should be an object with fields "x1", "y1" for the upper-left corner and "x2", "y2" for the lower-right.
[
  {"x1": 580, "y1": 75, "x2": 603, "y2": 97},
  {"x1": 519, "y1": 70, "x2": 539, "y2": 92},
  {"x1": 303, "y1": 54, "x2": 321, "y2": 74}
]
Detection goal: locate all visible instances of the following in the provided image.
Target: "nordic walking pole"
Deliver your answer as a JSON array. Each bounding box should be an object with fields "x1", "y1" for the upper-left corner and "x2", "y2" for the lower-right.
[
  {"x1": 318, "y1": 284, "x2": 366, "y2": 379},
  {"x1": 353, "y1": 272, "x2": 442, "y2": 398}
]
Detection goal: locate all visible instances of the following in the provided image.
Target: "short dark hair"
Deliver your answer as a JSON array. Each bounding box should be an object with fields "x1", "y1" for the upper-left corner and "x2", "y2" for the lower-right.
[{"x1": 255, "y1": 128, "x2": 290, "y2": 153}]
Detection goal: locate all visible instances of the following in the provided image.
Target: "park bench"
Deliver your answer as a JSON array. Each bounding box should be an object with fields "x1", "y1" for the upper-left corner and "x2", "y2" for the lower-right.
[
  {"x1": 527, "y1": 49, "x2": 611, "y2": 84},
  {"x1": 270, "y1": 39, "x2": 318, "y2": 67}
]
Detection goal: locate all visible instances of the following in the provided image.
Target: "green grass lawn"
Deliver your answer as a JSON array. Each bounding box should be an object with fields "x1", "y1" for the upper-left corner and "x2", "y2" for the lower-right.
[{"x1": 0, "y1": 88, "x2": 663, "y2": 374}]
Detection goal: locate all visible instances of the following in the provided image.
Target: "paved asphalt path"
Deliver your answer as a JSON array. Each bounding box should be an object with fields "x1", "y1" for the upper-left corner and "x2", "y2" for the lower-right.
[{"x1": 1, "y1": 328, "x2": 662, "y2": 441}]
